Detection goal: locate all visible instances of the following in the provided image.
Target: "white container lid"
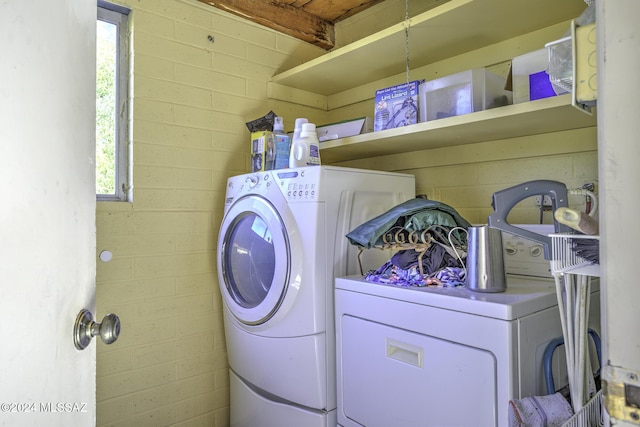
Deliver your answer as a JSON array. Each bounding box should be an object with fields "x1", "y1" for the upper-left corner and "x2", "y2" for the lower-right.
[
  {"x1": 294, "y1": 117, "x2": 308, "y2": 131},
  {"x1": 300, "y1": 122, "x2": 316, "y2": 137}
]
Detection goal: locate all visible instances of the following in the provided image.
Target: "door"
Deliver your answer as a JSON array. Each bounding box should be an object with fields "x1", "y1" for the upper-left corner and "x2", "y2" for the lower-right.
[
  {"x1": 0, "y1": 1, "x2": 97, "y2": 426},
  {"x1": 598, "y1": 1, "x2": 640, "y2": 425},
  {"x1": 217, "y1": 194, "x2": 292, "y2": 325}
]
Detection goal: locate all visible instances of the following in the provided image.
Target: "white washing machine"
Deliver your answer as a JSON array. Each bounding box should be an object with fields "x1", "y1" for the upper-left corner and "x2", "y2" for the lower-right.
[
  {"x1": 335, "y1": 227, "x2": 601, "y2": 427},
  {"x1": 217, "y1": 166, "x2": 415, "y2": 427}
]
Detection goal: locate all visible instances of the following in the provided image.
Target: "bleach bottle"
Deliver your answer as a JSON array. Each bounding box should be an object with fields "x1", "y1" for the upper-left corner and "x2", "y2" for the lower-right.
[
  {"x1": 290, "y1": 118, "x2": 318, "y2": 167},
  {"x1": 289, "y1": 122, "x2": 321, "y2": 167}
]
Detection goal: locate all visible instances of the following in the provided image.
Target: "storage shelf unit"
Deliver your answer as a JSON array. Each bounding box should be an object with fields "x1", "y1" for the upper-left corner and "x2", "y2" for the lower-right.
[
  {"x1": 319, "y1": 95, "x2": 595, "y2": 163},
  {"x1": 270, "y1": 0, "x2": 593, "y2": 164}
]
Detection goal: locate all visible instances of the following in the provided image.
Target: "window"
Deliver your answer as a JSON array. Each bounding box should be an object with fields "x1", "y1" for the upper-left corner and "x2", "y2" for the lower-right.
[{"x1": 96, "y1": 2, "x2": 130, "y2": 201}]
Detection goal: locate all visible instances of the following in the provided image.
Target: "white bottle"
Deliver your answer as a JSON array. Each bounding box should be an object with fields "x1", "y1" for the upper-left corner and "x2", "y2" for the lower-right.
[
  {"x1": 289, "y1": 118, "x2": 309, "y2": 168},
  {"x1": 292, "y1": 118, "x2": 307, "y2": 143},
  {"x1": 301, "y1": 123, "x2": 321, "y2": 166}
]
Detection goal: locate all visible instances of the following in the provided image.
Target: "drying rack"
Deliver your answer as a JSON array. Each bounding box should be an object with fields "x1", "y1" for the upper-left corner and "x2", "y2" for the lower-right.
[
  {"x1": 356, "y1": 224, "x2": 466, "y2": 276},
  {"x1": 549, "y1": 233, "x2": 603, "y2": 427}
]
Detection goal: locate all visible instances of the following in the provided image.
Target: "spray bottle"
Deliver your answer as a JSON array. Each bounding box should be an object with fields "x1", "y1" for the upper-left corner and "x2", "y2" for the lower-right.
[{"x1": 271, "y1": 116, "x2": 291, "y2": 170}]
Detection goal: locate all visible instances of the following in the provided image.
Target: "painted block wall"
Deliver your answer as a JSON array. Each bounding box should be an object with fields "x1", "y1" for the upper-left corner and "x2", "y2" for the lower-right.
[
  {"x1": 94, "y1": 1, "x2": 325, "y2": 426},
  {"x1": 334, "y1": 127, "x2": 598, "y2": 225}
]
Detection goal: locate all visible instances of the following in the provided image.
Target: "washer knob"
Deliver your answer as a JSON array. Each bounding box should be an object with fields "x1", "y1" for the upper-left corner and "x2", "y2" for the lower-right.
[
  {"x1": 245, "y1": 175, "x2": 259, "y2": 187},
  {"x1": 504, "y1": 243, "x2": 518, "y2": 256},
  {"x1": 529, "y1": 245, "x2": 544, "y2": 257}
]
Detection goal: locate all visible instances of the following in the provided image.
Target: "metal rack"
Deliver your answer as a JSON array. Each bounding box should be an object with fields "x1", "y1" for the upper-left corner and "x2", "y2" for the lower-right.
[
  {"x1": 550, "y1": 233, "x2": 602, "y2": 426},
  {"x1": 551, "y1": 233, "x2": 601, "y2": 277}
]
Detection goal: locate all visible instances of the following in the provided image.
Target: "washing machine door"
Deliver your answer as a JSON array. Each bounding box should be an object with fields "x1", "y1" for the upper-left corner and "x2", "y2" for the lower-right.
[{"x1": 218, "y1": 194, "x2": 291, "y2": 325}]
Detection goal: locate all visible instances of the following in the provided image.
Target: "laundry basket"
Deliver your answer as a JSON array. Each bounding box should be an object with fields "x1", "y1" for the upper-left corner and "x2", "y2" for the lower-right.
[{"x1": 562, "y1": 389, "x2": 604, "y2": 427}]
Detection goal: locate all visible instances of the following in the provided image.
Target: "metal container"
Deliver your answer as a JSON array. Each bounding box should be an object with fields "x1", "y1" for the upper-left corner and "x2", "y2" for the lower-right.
[{"x1": 466, "y1": 225, "x2": 507, "y2": 293}]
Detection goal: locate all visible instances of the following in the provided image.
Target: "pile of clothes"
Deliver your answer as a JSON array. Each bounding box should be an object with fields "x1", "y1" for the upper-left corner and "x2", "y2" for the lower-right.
[{"x1": 346, "y1": 196, "x2": 471, "y2": 288}]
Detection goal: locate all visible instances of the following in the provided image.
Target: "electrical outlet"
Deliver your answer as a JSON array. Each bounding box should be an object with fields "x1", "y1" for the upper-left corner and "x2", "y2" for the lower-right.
[{"x1": 535, "y1": 195, "x2": 553, "y2": 207}]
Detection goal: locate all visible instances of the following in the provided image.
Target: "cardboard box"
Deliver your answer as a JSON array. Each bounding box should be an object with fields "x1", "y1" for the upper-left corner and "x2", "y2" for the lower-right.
[
  {"x1": 374, "y1": 81, "x2": 422, "y2": 132},
  {"x1": 250, "y1": 131, "x2": 270, "y2": 172},
  {"x1": 316, "y1": 117, "x2": 373, "y2": 142},
  {"x1": 251, "y1": 131, "x2": 291, "y2": 171}
]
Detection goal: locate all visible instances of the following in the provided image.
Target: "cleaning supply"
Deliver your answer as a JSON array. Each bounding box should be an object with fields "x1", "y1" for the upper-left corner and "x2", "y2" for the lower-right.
[
  {"x1": 288, "y1": 118, "x2": 308, "y2": 168},
  {"x1": 289, "y1": 121, "x2": 321, "y2": 167},
  {"x1": 271, "y1": 116, "x2": 291, "y2": 170},
  {"x1": 301, "y1": 123, "x2": 321, "y2": 166},
  {"x1": 292, "y1": 118, "x2": 307, "y2": 143}
]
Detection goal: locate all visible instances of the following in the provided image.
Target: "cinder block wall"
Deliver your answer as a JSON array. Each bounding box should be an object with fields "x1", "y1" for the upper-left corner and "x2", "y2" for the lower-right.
[
  {"x1": 95, "y1": 1, "x2": 325, "y2": 426},
  {"x1": 336, "y1": 127, "x2": 599, "y2": 225},
  {"x1": 94, "y1": 0, "x2": 599, "y2": 426}
]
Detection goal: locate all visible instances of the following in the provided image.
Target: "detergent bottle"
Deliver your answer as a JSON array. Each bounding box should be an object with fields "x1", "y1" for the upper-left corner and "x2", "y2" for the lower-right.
[
  {"x1": 289, "y1": 118, "x2": 310, "y2": 168},
  {"x1": 300, "y1": 122, "x2": 321, "y2": 166}
]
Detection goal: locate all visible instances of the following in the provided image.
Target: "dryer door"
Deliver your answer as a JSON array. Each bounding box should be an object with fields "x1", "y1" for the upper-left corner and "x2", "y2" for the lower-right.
[{"x1": 218, "y1": 194, "x2": 290, "y2": 325}]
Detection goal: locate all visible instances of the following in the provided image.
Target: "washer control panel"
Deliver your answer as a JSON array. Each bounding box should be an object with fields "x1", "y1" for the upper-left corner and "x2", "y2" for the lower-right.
[{"x1": 275, "y1": 169, "x2": 320, "y2": 201}]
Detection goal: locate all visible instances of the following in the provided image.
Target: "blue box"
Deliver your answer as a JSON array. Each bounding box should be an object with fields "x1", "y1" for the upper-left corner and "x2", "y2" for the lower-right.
[{"x1": 374, "y1": 80, "x2": 422, "y2": 132}]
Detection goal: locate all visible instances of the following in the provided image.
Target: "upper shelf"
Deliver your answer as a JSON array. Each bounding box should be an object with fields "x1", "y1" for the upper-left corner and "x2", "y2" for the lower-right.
[
  {"x1": 318, "y1": 95, "x2": 597, "y2": 163},
  {"x1": 271, "y1": 0, "x2": 587, "y2": 96}
]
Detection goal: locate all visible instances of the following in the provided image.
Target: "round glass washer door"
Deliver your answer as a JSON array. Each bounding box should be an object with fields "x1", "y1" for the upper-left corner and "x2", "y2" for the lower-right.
[{"x1": 218, "y1": 194, "x2": 290, "y2": 325}]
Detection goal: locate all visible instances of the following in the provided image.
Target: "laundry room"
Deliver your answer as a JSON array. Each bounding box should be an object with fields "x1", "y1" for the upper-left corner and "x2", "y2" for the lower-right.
[{"x1": 6, "y1": 0, "x2": 629, "y2": 426}]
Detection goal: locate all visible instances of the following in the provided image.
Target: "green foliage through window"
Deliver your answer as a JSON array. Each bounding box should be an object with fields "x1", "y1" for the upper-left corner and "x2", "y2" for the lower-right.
[
  {"x1": 96, "y1": 3, "x2": 129, "y2": 201},
  {"x1": 96, "y1": 19, "x2": 117, "y2": 195}
]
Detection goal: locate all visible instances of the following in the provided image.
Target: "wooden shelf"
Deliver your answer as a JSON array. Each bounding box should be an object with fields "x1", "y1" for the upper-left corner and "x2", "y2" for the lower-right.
[
  {"x1": 319, "y1": 95, "x2": 596, "y2": 163},
  {"x1": 272, "y1": 0, "x2": 587, "y2": 96}
]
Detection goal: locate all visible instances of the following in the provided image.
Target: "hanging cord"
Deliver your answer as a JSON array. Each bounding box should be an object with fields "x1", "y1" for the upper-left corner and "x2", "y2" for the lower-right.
[
  {"x1": 448, "y1": 227, "x2": 468, "y2": 277},
  {"x1": 404, "y1": 0, "x2": 410, "y2": 86}
]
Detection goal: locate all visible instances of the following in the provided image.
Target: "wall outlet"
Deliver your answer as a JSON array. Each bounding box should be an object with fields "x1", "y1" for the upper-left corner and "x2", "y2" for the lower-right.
[{"x1": 535, "y1": 195, "x2": 553, "y2": 207}]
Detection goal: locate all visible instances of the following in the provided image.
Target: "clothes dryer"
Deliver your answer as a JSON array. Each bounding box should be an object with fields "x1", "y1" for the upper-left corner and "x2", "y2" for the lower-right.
[
  {"x1": 217, "y1": 166, "x2": 415, "y2": 427},
  {"x1": 335, "y1": 227, "x2": 601, "y2": 427}
]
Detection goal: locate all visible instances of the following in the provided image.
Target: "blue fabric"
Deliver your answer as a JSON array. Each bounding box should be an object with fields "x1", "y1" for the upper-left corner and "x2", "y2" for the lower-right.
[{"x1": 365, "y1": 264, "x2": 466, "y2": 288}]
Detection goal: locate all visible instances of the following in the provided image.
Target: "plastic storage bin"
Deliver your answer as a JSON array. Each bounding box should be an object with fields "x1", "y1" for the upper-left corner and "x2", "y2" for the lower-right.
[
  {"x1": 546, "y1": 36, "x2": 574, "y2": 96},
  {"x1": 418, "y1": 68, "x2": 512, "y2": 122}
]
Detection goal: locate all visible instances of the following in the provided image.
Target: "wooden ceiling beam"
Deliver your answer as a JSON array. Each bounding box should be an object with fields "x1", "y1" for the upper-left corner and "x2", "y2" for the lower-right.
[{"x1": 200, "y1": 0, "x2": 335, "y2": 50}]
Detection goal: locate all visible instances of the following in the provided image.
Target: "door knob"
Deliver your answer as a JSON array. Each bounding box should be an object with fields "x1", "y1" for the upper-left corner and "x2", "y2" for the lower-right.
[{"x1": 74, "y1": 309, "x2": 121, "y2": 350}]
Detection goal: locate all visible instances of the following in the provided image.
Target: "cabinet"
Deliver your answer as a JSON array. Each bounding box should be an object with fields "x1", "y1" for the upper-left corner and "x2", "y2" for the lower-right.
[{"x1": 270, "y1": 0, "x2": 596, "y2": 164}]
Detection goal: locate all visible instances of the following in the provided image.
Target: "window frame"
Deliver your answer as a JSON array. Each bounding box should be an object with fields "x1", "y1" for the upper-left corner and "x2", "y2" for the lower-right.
[{"x1": 97, "y1": 2, "x2": 131, "y2": 202}]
